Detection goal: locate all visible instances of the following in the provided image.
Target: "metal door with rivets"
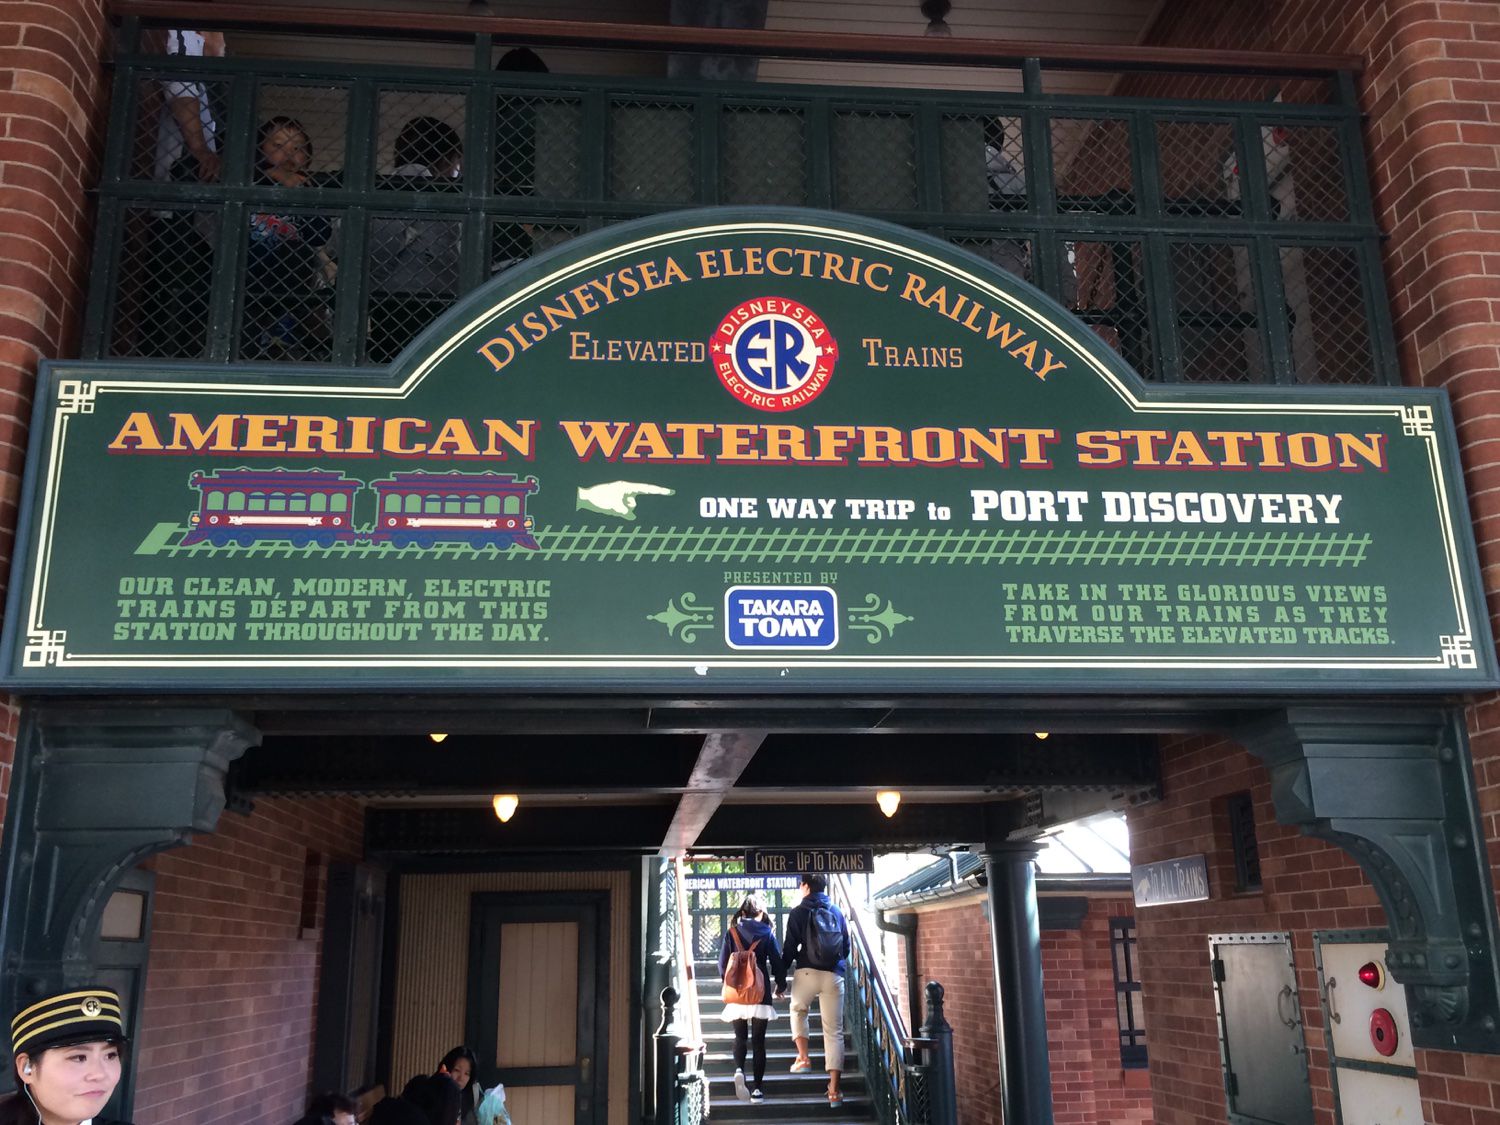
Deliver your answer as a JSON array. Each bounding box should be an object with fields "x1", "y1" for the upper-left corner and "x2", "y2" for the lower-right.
[
  {"x1": 1315, "y1": 930, "x2": 1423, "y2": 1124},
  {"x1": 1210, "y1": 932, "x2": 1315, "y2": 1125}
]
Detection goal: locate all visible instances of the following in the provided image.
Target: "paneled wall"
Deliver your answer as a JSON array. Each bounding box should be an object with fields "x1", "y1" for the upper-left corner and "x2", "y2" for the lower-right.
[{"x1": 391, "y1": 869, "x2": 634, "y2": 1125}]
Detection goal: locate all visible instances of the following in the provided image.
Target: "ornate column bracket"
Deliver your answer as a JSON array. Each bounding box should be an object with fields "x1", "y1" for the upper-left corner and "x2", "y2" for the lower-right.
[
  {"x1": 1238, "y1": 706, "x2": 1500, "y2": 1052},
  {"x1": 0, "y1": 708, "x2": 260, "y2": 1019}
]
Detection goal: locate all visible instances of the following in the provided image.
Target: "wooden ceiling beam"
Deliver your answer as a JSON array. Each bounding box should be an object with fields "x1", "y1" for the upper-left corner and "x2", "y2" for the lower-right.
[
  {"x1": 110, "y1": 2, "x2": 1362, "y2": 75},
  {"x1": 658, "y1": 730, "x2": 765, "y2": 858}
]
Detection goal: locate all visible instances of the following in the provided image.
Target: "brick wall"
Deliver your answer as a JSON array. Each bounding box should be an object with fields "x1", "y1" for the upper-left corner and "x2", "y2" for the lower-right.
[
  {"x1": 0, "y1": 0, "x2": 109, "y2": 825},
  {"x1": 131, "y1": 795, "x2": 365, "y2": 1125},
  {"x1": 1126, "y1": 734, "x2": 1384, "y2": 1124},
  {"x1": 899, "y1": 895, "x2": 1153, "y2": 1125},
  {"x1": 1125, "y1": 2, "x2": 1500, "y2": 1121}
]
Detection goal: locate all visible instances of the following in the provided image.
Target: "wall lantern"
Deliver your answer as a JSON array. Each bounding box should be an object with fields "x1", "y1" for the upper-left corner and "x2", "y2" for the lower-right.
[
  {"x1": 492, "y1": 794, "x2": 520, "y2": 822},
  {"x1": 876, "y1": 790, "x2": 902, "y2": 818}
]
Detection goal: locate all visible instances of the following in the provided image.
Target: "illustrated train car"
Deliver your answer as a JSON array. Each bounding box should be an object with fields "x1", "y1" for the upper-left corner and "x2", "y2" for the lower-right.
[{"x1": 180, "y1": 467, "x2": 539, "y2": 549}]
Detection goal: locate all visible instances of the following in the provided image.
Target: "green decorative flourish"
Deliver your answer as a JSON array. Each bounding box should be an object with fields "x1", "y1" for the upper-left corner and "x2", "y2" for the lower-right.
[
  {"x1": 135, "y1": 523, "x2": 1373, "y2": 568},
  {"x1": 648, "y1": 592, "x2": 715, "y2": 643},
  {"x1": 847, "y1": 594, "x2": 913, "y2": 645}
]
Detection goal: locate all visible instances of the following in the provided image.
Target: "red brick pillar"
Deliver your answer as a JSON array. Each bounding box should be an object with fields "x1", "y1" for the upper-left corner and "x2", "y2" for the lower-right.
[{"x1": 0, "y1": 1, "x2": 110, "y2": 824}]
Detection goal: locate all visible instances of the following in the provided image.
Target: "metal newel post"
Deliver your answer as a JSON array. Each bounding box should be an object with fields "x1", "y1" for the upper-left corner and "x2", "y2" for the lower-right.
[
  {"x1": 921, "y1": 981, "x2": 958, "y2": 1125},
  {"x1": 654, "y1": 986, "x2": 681, "y2": 1125}
]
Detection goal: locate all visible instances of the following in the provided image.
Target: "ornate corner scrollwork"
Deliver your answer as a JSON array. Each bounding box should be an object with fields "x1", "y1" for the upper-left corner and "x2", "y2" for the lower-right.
[
  {"x1": 22, "y1": 629, "x2": 67, "y2": 667},
  {"x1": 1239, "y1": 707, "x2": 1500, "y2": 1052},
  {"x1": 1441, "y1": 634, "x2": 1478, "y2": 668},
  {"x1": 57, "y1": 380, "x2": 96, "y2": 415},
  {"x1": 1401, "y1": 404, "x2": 1435, "y2": 437}
]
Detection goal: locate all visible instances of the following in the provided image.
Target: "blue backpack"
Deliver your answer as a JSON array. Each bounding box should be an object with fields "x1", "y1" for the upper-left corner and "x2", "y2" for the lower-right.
[{"x1": 806, "y1": 902, "x2": 844, "y2": 967}]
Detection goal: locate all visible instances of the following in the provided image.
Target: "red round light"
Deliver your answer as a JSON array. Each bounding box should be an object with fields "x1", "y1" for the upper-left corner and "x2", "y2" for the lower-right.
[
  {"x1": 1356, "y1": 961, "x2": 1385, "y2": 990},
  {"x1": 1370, "y1": 1008, "x2": 1399, "y2": 1056}
]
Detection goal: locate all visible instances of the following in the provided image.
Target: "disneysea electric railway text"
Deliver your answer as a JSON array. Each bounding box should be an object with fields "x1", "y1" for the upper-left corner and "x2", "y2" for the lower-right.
[{"x1": 181, "y1": 468, "x2": 539, "y2": 549}]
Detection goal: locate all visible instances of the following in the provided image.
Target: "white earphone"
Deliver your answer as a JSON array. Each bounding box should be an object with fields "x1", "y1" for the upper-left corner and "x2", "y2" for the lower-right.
[{"x1": 22, "y1": 1065, "x2": 31, "y2": 1075}]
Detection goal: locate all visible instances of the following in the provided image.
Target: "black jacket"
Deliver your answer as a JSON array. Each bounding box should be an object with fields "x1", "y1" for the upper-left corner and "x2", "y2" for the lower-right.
[{"x1": 781, "y1": 892, "x2": 850, "y2": 976}]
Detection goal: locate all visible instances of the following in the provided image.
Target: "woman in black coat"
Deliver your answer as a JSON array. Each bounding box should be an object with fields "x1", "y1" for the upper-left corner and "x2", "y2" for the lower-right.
[{"x1": 716, "y1": 893, "x2": 786, "y2": 1103}]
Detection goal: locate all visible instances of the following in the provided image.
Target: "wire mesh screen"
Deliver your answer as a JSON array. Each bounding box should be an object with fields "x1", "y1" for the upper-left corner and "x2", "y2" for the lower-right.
[
  {"x1": 376, "y1": 89, "x2": 466, "y2": 188},
  {"x1": 491, "y1": 218, "x2": 582, "y2": 275},
  {"x1": 130, "y1": 72, "x2": 229, "y2": 184},
  {"x1": 365, "y1": 212, "x2": 462, "y2": 362},
  {"x1": 92, "y1": 53, "x2": 1391, "y2": 386},
  {"x1": 497, "y1": 92, "x2": 585, "y2": 199},
  {"x1": 108, "y1": 205, "x2": 217, "y2": 359},
  {"x1": 239, "y1": 208, "x2": 341, "y2": 362},
  {"x1": 1170, "y1": 240, "x2": 1265, "y2": 383},
  {"x1": 1281, "y1": 243, "x2": 1375, "y2": 384},
  {"x1": 1064, "y1": 240, "x2": 1153, "y2": 377},
  {"x1": 1156, "y1": 119, "x2": 1240, "y2": 217},
  {"x1": 940, "y1": 113, "x2": 1025, "y2": 213},
  {"x1": 1051, "y1": 117, "x2": 1135, "y2": 214},
  {"x1": 1265, "y1": 124, "x2": 1349, "y2": 222},
  {"x1": 256, "y1": 84, "x2": 350, "y2": 182},
  {"x1": 949, "y1": 233, "x2": 1031, "y2": 283},
  {"x1": 610, "y1": 100, "x2": 696, "y2": 203},
  {"x1": 721, "y1": 105, "x2": 808, "y2": 205},
  {"x1": 833, "y1": 110, "x2": 918, "y2": 211}
]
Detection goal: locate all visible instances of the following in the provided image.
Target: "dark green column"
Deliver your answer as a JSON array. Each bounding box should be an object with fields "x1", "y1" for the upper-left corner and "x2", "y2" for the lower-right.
[
  {"x1": 0, "y1": 707, "x2": 259, "y2": 1018},
  {"x1": 981, "y1": 842, "x2": 1054, "y2": 1124}
]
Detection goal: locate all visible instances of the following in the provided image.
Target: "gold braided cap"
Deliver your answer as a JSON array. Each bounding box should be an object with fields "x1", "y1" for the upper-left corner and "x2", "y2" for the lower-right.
[{"x1": 10, "y1": 989, "x2": 125, "y2": 1055}]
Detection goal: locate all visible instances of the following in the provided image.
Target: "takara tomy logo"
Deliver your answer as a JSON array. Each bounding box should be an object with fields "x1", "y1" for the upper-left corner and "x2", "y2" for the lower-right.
[
  {"x1": 725, "y1": 586, "x2": 839, "y2": 650},
  {"x1": 711, "y1": 297, "x2": 838, "y2": 412}
]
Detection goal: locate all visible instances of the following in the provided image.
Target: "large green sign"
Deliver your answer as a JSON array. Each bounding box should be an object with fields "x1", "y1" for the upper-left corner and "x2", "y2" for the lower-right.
[{"x1": 3, "y1": 209, "x2": 1494, "y2": 692}]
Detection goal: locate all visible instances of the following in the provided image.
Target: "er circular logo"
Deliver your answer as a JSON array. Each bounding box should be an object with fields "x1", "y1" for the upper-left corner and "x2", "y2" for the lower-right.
[
  {"x1": 711, "y1": 297, "x2": 838, "y2": 412},
  {"x1": 80, "y1": 997, "x2": 102, "y2": 1017}
]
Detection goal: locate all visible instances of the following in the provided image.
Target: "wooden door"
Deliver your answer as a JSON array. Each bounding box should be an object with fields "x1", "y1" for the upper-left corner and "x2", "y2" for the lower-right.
[{"x1": 467, "y1": 893, "x2": 608, "y2": 1125}]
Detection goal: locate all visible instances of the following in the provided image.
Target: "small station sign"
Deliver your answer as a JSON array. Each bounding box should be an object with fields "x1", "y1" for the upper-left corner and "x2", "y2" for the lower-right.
[{"x1": 746, "y1": 849, "x2": 876, "y2": 876}]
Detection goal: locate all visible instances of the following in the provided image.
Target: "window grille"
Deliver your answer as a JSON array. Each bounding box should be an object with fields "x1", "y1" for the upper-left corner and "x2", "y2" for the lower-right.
[
  {"x1": 1227, "y1": 791, "x2": 1263, "y2": 893},
  {"x1": 1110, "y1": 916, "x2": 1147, "y2": 1068},
  {"x1": 85, "y1": 32, "x2": 1396, "y2": 386}
]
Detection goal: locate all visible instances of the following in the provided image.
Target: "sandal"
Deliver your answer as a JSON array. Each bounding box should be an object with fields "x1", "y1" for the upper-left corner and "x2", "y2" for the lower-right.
[
  {"x1": 828, "y1": 1093, "x2": 844, "y2": 1108},
  {"x1": 789, "y1": 1058, "x2": 812, "y2": 1073}
]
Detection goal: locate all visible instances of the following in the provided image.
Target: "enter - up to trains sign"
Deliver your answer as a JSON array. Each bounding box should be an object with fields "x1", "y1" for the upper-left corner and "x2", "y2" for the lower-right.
[{"x1": 2, "y1": 208, "x2": 1494, "y2": 692}]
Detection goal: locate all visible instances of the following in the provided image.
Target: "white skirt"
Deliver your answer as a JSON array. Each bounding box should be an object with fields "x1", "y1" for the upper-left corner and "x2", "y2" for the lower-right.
[{"x1": 720, "y1": 1003, "x2": 778, "y2": 1022}]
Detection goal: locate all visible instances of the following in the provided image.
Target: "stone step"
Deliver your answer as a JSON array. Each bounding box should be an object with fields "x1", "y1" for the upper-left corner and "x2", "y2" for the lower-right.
[
  {"x1": 703, "y1": 1066, "x2": 867, "y2": 1098},
  {"x1": 709, "y1": 1091, "x2": 875, "y2": 1121}
]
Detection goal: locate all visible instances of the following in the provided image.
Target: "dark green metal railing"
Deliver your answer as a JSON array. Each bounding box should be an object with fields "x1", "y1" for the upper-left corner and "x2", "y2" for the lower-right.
[
  {"x1": 832, "y1": 874, "x2": 956, "y2": 1125},
  {"x1": 86, "y1": 18, "x2": 1397, "y2": 386}
]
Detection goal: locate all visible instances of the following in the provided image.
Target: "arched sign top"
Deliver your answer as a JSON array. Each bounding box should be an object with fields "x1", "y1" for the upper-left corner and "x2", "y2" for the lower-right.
[{"x1": 2, "y1": 208, "x2": 1493, "y2": 693}]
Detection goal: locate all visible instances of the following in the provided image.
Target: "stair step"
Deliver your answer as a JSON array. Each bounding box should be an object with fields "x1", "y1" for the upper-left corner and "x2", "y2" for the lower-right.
[
  {"x1": 705, "y1": 1071, "x2": 867, "y2": 1097},
  {"x1": 704, "y1": 1047, "x2": 857, "y2": 1064},
  {"x1": 709, "y1": 1092, "x2": 874, "y2": 1121}
]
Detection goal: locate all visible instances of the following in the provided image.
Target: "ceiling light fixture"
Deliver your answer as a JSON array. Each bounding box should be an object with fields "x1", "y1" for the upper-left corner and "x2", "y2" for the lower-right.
[
  {"x1": 921, "y1": 0, "x2": 953, "y2": 37},
  {"x1": 1034, "y1": 731, "x2": 1050, "y2": 740},
  {"x1": 429, "y1": 732, "x2": 448, "y2": 744},
  {"x1": 492, "y1": 794, "x2": 519, "y2": 822},
  {"x1": 876, "y1": 790, "x2": 902, "y2": 818}
]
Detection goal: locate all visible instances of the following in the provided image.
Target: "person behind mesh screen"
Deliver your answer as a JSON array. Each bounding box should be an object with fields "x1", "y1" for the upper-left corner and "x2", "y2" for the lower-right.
[
  {"x1": 492, "y1": 47, "x2": 550, "y2": 273},
  {"x1": 242, "y1": 116, "x2": 336, "y2": 360},
  {"x1": 366, "y1": 117, "x2": 463, "y2": 363},
  {"x1": 139, "y1": 29, "x2": 223, "y2": 359}
]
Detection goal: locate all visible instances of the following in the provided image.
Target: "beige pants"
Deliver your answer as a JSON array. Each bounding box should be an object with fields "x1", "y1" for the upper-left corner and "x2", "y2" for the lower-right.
[{"x1": 789, "y1": 966, "x2": 845, "y2": 1072}]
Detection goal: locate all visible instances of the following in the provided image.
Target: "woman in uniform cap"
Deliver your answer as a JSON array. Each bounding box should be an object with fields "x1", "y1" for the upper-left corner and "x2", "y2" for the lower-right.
[{"x1": 1, "y1": 985, "x2": 131, "y2": 1125}]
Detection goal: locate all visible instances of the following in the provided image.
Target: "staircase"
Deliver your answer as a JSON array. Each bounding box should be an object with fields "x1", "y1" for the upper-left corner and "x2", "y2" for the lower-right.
[{"x1": 693, "y1": 958, "x2": 878, "y2": 1124}]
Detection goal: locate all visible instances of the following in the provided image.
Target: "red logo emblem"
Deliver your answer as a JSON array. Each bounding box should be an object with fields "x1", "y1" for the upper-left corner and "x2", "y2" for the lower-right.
[{"x1": 711, "y1": 298, "x2": 838, "y2": 412}]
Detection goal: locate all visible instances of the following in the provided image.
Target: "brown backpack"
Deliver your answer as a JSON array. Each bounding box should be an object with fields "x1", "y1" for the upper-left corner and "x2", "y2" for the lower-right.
[{"x1": 721, "y1": 926, "x2": 766, "y2": 1005}]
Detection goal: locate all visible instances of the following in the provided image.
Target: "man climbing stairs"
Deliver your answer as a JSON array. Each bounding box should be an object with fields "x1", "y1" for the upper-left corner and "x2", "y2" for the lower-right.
[{"x1": 694, "y1": 957, "x2": 877, "y2": 1123}]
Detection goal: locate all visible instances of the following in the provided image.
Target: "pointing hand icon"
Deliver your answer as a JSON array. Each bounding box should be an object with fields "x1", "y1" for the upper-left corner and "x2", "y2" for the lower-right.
[{"x1": 577, "y1": 480, "x2": 675, "y2": 520}]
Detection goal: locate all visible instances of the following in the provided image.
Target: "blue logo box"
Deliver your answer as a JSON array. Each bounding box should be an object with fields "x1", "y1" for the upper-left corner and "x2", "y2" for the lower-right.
[{"x1": 724, "y1": 586, "x2": 839, "y2": 650}]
